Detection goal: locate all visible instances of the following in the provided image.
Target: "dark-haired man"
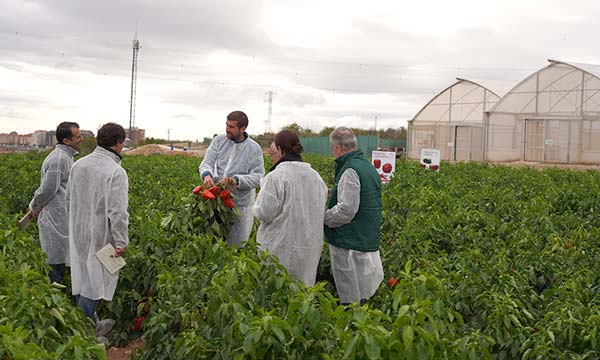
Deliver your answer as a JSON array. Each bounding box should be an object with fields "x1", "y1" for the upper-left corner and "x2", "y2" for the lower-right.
[
  {"x1": 67, "y1": 122, "x2": 128, "y2": 336},
  {"x1": 199, "y1": 111, "x2": 264, "y2": 247},
  {"x1": 29, "y1": 122, "x2": 83, "y2": 284}
]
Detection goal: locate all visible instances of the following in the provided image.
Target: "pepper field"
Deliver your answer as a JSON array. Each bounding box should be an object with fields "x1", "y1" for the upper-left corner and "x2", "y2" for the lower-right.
[{"x1": 0, "y1": 152, "x2": 598, "y2": 359}]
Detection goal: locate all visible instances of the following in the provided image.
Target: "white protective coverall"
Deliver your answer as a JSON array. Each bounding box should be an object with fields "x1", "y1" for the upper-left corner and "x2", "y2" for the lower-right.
[
  {"x1": 29, "y1": 144, "x2": 78, "y2": 265},
  {"x1": 253, "y1": 161, "x2": 327, "y2": 286},
  {"x1": 67, "y1": 147, "x2": 129, "y2": 301},
  {"x1": 324, "y1": 168, "x2": 384, "y2": 304},
  {"x1": 199, "y1": 133, "x2": 264, "y2": 246}
]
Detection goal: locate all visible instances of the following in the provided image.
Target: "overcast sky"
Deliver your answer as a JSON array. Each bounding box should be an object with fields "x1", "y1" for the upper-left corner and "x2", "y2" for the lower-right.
[{"x1": 1, "y1": 0, "x2": 599, "y2": 140}]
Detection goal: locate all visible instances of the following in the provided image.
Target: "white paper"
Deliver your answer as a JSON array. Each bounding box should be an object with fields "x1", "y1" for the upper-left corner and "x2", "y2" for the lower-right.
[{"x1": 95, "y1": 244, "x2": 126, "y2": 274}]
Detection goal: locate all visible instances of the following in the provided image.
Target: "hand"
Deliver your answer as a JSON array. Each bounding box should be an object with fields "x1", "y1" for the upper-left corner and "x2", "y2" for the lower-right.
[
  {"x1": 31, "y1": 207, "x2": 43, "y2": 217},
  {"x1": 218, "y1": 177, "x2": 237, "y2": 191},
  {"x1": 203, "y1": 175, "x2": 214, "y2": 188},
  {"x1": 112, "y1": 247, "x2": 127, "y2": 257}
]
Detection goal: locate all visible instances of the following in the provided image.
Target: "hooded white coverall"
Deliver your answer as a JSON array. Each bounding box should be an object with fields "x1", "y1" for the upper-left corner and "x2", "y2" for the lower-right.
[
  {"x1": 29, "y1": 144, "x2": 78, "y2": 265},
  {"x1": 254, "y1": 161, "x2": 328, "y2": 286},
  {"x1": 67, "y1": 147, "x2": 129, "y2": 301},
  {"x1": 199, "y1": 133, "x2": 264, "y2": 246}
]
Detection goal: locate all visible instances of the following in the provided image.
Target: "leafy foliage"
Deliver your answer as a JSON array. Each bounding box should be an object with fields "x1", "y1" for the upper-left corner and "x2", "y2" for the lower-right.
[
  {"x1": 1, "y1": 152, "x2": 599, "y2": 359},
  {"x1": 0, "y1": 153, "x2": 106, "y2": 359}
]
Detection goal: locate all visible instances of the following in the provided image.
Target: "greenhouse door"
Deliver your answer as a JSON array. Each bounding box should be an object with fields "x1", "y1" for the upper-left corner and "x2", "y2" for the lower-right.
[
  {"x1": 544, "y1": 120, "x2": 570, "y2": 163},
  {"x1": 524, "y1": 120, "x2": 544, "y2": 161},
  {"x1": 524, "y1": 119, "x2": 571, "y2": 162},
  {"x1": 454, "y1": 126, "x2": 470, "y2": 161}
]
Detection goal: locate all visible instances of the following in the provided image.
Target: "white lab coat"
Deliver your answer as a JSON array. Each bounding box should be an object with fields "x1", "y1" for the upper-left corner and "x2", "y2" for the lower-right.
[
  {"x1": 254, "y1": 161, "x2": 327, "y2": 286},
  {"x1": 29, "y1": 144, "x2": 78, "y2": 265},
  {"x1": 199, "y1": 133, "x2": 264, "y2": 246},
  {"x1": 67, "y1": 147, "x2": 129, "y2": 301},
  {"x1": 324, "y1": 168, "x2": 384, "y2": 303}
]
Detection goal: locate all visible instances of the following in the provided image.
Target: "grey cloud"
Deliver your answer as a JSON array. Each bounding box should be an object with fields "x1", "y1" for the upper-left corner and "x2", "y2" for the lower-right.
[
  {"x1": 0, "y1": 106, "x2": 23, "y2": 120},
  {"x1": 158, "y1": 82, "x2": 265, "y2": 109},
  {"x1": 173, "y1": 114, "x2": 193, "y2": 120},
  {"x1": 277, "y1": 91, "x2": 326, "y2": 108},
  {"x1": 2, "y1": 0, "x2": 600, "y2": 136},
  {"x1": 0, "y1": 93, "x2": 50, "y2": 108},
  {"x1": 0, "y1": 0, "x2": 280, "y2": 80},
  {"x1": 53, "y1": 61, "x2": 77, "y2": 69}
]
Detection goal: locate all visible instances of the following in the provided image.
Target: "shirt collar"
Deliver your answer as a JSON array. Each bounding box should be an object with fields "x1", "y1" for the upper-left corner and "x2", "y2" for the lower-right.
[
  {"x1": 269, "y1": 153, "x2": 303, "y2": 172},
  {"x1": 233, "y1": 132, "x2": 249, "y2": 143},
  {"x1": 335, "y1": 149, "x2": 361, "y2": 165},
  {"x1": 95, "y1": 146, "x2": 123, "y2": 162},
  {"x1": 56, "y1": 143, "x2": 79, "y2": 157}
]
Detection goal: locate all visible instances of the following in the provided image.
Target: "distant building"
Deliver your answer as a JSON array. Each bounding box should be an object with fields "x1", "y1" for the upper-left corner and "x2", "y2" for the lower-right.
[
  {"x1": 0, "y1": 132, "x2": 16, "y2": 145},
  {"x1": 32, "y1": 130, "x2": 48, "y2": 147},
  {"x1": 1, "y1": 128, "x2": 95, "y2": 148},
  {"x1": 46, "y1": 131, "x2": 57, "y2": 147},
  {"x1": 4, "y1": 132, "x2": 18, "y2": 145},
  {"x1": 18, "y1": 133, "x2": 32, "y2": 146},
  {"x1": 130, "y1": 128, "x2": 145, "y2": 145}
]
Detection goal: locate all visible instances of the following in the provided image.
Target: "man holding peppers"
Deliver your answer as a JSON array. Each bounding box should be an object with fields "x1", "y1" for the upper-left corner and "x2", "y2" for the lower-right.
[{"x1": 199, "y1": 111, "x2": 264, "y2": 247}]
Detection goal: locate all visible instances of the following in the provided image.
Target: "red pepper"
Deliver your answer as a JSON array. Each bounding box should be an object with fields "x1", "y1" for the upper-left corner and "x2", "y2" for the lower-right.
[
  {"x1": 209, "y1": 185, "x2": 219, "y2": 195},
  {"x1": 223, "y1": 198, "x2": 235, "y2": 209},
  {"x1": 134, "y1": 316, "x2": 145, "y2": 330},
  {"x1": 420, "y1": 163, "x2": 427, "y2": 168},
  {"x1": 202, "y1": 190, "x2": 216, "y2": 200},
  {"x1": 219, "y1": 190, "x2": 231, "y2": 200},
  {"x1": 382, "y1": 163, "x2": 393, "y2": 173},
  {"x1": 430, "y1": 165, "x2": 439, "y2": 171},
  {"x1": 388, "y1": 277, "x2": 398, "y2": 287},
  {"x1": 192, "y1": 185, "x2": 203, "y2": 194},
  {"x1": 373, "y1": 159, "x2": 381, "y2": 169}
]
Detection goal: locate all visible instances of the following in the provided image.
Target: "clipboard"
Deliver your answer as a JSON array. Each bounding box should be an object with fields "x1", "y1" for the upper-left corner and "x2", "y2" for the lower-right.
[
  {"x1": 17, "y1": 210, "x2": 33, "y2": 230},
  {"x1": 95, "y1": 244, "x2": 126, "y2": 274}
]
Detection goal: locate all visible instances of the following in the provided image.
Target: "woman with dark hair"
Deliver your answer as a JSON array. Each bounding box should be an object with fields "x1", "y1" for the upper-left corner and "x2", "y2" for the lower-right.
[{"x1": 253, "y1": 130, "x2": 327, "y2": 286}]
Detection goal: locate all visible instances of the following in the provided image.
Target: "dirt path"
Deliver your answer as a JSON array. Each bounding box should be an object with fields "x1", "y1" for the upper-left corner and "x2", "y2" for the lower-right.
[
  {"x1": 106, "y1": 337, "x2": 144, "y2": 360},
  {"x1": 124, "y1": 144, "x2": 205, "y2": 157}
]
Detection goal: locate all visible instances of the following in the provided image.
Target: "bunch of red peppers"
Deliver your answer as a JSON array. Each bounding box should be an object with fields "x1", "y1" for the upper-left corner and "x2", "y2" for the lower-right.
[{"x1": 192, "y1": 184, "x2": 236, "y2": 209}]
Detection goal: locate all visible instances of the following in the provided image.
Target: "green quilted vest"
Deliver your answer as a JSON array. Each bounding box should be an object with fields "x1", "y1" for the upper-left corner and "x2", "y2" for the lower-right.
[{"x1": 324, "y1": 150, "x2": 382, "y2": 251}]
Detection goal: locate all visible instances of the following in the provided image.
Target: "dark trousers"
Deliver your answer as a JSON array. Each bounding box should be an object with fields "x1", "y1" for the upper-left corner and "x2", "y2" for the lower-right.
[
  {"x1": 49, "y1": 263, "x2": 66, "y2": 284},
  {"x1": 75, "y1": 295, "x2": 101, "y2": 321}
]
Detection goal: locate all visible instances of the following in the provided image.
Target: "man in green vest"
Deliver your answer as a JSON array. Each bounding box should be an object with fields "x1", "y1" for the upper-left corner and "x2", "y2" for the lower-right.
[{"x1": 324, "y1": 127, "x2": 384, "y2": 305}]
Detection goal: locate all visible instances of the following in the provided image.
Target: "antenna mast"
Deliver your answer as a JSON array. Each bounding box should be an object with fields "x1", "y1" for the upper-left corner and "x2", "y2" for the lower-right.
[
  {"x1": 264, "y1": 90, "x2": 275, "y2": 134},
  {"x1": 129, "y1": 33, "x2": 140, "y2": 139}
]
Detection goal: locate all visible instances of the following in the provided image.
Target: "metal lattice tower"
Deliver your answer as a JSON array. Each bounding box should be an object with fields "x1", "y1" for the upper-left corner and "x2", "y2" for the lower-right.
[
  {"x1": 264, "y1": 90, "x2": 275, "y2": 134},
  {"x1": 129, "y1": 33, "x2": 140, "y2": 139}
]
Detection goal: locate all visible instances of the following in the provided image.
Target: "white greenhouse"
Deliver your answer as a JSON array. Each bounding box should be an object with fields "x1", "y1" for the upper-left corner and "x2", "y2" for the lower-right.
[
  {"x1": 483, "y1": 59, "x2": 600, "y2": 163},
  {"x1": 407, "y1": 78, "x2": 506, "y2": 161}
]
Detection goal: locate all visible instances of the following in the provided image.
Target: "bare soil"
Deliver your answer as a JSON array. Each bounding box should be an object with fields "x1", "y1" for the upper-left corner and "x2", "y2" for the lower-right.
[
  {"x1": 124, "y1": 144, "x2": 205, "y2": 157},
  {"x1": 106, "y1": 337, "x2": 144, "y2": 360}
]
